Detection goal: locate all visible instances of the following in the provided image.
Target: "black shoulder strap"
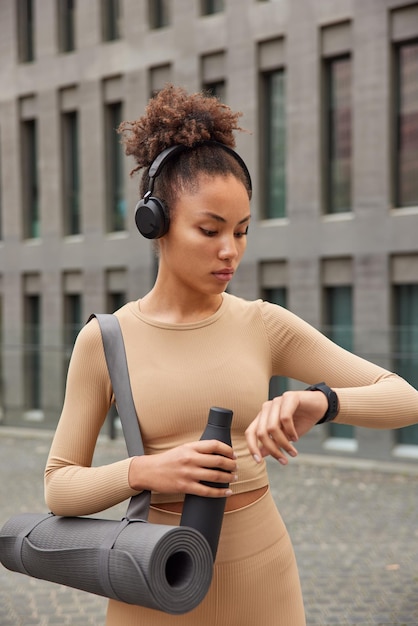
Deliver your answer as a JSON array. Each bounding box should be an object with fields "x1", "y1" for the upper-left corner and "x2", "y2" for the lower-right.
[{"x1": 88, "y1": 313, "x2": 151, "y2": 520}]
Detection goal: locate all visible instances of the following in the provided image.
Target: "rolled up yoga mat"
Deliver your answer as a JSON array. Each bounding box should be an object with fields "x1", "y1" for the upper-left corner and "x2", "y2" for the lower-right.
[
  {"x1": 0, "y1": 512, "x2": 213, "y2": 614},
  {"x1": 0, "y1": 314, "x2": 214, "y2": 615}
]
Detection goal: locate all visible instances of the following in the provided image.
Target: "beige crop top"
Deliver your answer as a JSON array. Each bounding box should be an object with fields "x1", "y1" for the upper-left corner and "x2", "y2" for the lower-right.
[{"x1": 45, "y1": 293, "x2": 418, "y2": 517}]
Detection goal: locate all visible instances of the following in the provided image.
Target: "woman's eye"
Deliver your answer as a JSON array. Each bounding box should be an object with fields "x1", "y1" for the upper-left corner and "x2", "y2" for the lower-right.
[
  {"x1": 235, "y1": 227, "x2": 249, "y2": 238},
  {"x1": 200, "y1": 226, "x2": 248, "y2": 238}
]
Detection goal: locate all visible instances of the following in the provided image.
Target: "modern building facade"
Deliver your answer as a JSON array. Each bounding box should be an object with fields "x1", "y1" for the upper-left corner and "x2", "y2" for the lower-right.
[{"x1": 0, "y1": 0, "x2": 417, "y2": 463}]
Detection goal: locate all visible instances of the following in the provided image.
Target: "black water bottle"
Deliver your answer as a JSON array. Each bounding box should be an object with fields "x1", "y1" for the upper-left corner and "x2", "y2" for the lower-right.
[{"x1": 180, "y1": 406, "x2": 233, "y2": 560}]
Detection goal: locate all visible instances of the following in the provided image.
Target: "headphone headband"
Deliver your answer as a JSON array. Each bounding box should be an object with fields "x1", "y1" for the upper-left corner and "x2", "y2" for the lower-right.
[{"x1": 147, "y1": 141, "x2": 252, "y2": 195}]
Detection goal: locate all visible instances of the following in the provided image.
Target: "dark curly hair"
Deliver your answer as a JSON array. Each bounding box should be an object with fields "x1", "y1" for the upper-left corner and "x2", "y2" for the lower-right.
[{"x1": 118, "y1": 84, "x2": 251, "y2": 210}]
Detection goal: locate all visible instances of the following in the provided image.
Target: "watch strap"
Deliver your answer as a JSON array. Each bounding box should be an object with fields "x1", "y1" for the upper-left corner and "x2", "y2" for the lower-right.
[{"x1": 305, "y1": 382, "x2": 339, "y2": 424}]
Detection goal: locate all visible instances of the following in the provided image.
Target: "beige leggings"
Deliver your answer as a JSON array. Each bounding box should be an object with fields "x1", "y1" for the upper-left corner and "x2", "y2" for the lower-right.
[{"x1": 106, "y1": 488, "x2": 306, "y2": 626}]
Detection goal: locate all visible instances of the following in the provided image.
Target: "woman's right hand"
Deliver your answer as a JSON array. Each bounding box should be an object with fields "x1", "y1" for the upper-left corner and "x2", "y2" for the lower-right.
[{"x1": 128, "y1": 440, "x2": 238, "y2": 498}]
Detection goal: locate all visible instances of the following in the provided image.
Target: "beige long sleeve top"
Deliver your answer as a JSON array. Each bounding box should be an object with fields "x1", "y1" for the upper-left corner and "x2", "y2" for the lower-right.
[{"x1": 45, "y1": 294, "x2": 418, "y2": 517}]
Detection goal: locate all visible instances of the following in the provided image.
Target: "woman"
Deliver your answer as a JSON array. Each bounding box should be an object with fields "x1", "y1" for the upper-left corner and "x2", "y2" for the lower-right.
[{"x1": 45, "y1": 85, "x2": 418, "y2": 626}]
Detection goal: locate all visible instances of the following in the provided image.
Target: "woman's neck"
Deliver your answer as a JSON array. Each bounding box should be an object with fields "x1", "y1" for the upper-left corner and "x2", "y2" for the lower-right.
[{"x1": 139, "y1": 287, "x2": 224, "y2": 324}]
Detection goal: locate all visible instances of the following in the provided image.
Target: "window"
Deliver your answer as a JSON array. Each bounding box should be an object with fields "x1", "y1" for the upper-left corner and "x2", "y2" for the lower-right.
[
  {"x1": 17, "y1": 0, "x2": 35, "y2": 62},
  {"x1": 201, "y1": 0, "x2": 224, "y2": 15},
  {"x1": 201, "y1": 52, "x2": 226, "y2": 102},
  {"x1": 264, "y1": 287, "x2": 289, "y2": 397},
  {"x1": 0, "y1": 296, "x2": 3, "y2": 419},
  {"x1": 148, "y1": 0, "x2": 170, "y2": 29},
  {"x1": 149, "y1": 65, "x2": 172, "y2": 98},
  {"x1": 106, "y1": 268, "x2": 127, "y2": 312},
  {"x1": 64, "y1": 293, "x2": 82, "y2": 348},
  {"x1": 203, "y1": 81, "x2": 226, "y2": 102},
  {"x1": 107, "y1": 291, "x2": 126, "y2": 313},
  {"x1": 324, "y1": 286, "x2": 353, "y2": 351},
  {"x1": 324, "y1": 286, "x2": 354, "y2": 439},
  {"x1": 24, "y1": 294, "x2": 41, "y2": 410},
  {"x1": 62, "y1": 291, "x2": 82, "y2": 404},
  {"x1": 394, "y1": 41, "x2": 418, "y2": 208},
  {"x1": 62, "y1": 111, "x2": 80, "y2": 235},
  {"x1": 105, "y1": 102, "x2": 125, "y2": 232},
  {"x1": 261, "y1": 69, "x2": 286, "y2": 218},
  {"x1": 324, "y1": 56, "x2": 352, "y2": 213},
  {"x1": 393, "y1": 284, "x2": 418, "y2": 445},
  {"x1": 0, "y1": 127, "x2": 2, "y2": 241},
  {"x1": 102, "y1": 0, "x2": 122, "y2": 41},
  {"x1": 21, "y1": 119, "x2": 39, "y2": 239},
  {"x1": 264, "y1": 287, "x2": 286, "y2": 307},
  {"x1": 57, "y1": 0, "x2": 76, "y2": 53}
]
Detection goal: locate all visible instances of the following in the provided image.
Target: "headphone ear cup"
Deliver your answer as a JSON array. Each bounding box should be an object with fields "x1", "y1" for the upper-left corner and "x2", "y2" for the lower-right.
[{"x1": 134, "y1": 197, "x2": 170, "y2": 239}]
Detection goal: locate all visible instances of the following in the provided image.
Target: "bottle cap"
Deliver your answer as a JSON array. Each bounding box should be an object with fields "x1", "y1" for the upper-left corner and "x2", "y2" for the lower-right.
[{"x1": 208, "y1": 406, "x2": 233, "y2": 428}]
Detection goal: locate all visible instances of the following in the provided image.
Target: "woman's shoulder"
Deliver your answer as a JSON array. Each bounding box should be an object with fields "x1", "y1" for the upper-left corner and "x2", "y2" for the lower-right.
[
  {"x1": 225, "y1": 294, "x2": 310, "y2": 342},
  {"x1": 225, "y1": 293, "x2": 287, "y2": 320},
  {"x1": 72, "y1": 303, "x2": 136, "y2": 355}
]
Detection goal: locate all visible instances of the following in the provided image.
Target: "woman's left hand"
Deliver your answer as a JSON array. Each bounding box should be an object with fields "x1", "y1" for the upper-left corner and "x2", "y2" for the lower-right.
[{"x1": 245, "y1": 390, "x2": 328, "y2": 464}]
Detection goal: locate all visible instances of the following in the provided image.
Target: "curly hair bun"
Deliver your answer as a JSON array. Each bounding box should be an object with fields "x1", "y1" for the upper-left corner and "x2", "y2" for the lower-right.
[{"x1": 119, "y1": 84, "x2": 246, "y2": 175}]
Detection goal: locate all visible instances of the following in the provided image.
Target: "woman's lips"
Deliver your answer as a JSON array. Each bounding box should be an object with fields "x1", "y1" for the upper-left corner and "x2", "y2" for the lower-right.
[{"x1": 212, "y1": 270, "x2": 234, "y2": 282}]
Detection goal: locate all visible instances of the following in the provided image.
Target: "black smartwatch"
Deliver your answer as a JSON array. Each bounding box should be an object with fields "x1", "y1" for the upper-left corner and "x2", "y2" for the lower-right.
[{"x1": 305, "y1": 382, "x2": 339, "y2": 424}]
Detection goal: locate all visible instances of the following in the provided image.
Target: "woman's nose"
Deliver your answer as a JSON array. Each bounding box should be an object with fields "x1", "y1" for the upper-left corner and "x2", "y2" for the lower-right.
[{"x1": 218, "y1": 235, "x2": 238, "y2": 260}]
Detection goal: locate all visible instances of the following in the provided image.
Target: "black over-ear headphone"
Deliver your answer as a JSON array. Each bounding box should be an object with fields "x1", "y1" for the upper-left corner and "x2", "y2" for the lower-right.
[{"x1": 134, "y1": 141, "x2": 252, "y2": 239}]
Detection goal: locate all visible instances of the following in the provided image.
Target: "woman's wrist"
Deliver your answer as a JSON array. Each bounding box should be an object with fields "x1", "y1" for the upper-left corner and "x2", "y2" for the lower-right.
[
  {"x1": 305, "y1": 382, "x2": 339, "y2": 424},
  {"x1": 128, "y1": 455, "x2": 148, "y2": 492}
]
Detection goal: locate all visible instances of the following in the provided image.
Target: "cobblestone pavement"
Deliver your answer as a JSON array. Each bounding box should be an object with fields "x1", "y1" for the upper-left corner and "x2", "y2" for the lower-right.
[{"x1": 1, "y1": 427, "x2": 418, "y2": 626}]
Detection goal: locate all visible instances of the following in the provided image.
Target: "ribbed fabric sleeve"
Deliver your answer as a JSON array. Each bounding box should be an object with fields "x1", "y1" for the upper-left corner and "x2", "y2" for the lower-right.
[
  {"x1": 44, "y1": 318, "x2": 139, "y2": 516},
  {"x1": 259, "y1": 300, "x2": 418, "y2": 428}
]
